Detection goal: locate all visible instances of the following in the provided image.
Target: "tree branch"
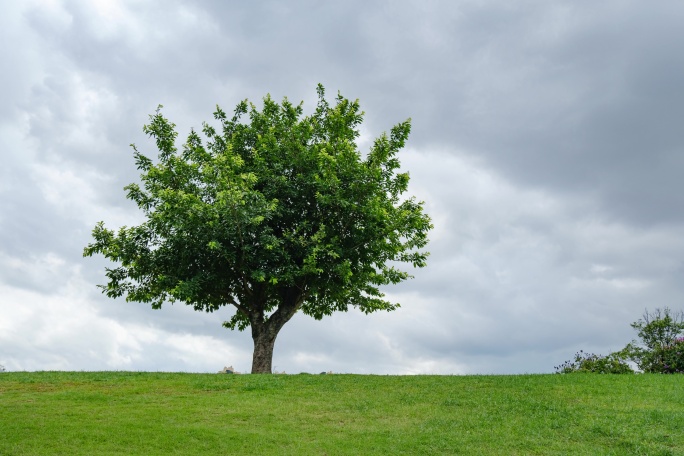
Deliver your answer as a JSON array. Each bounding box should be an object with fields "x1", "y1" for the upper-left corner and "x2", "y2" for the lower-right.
[{"x1": 223, "y1": 293, "x2": 250, "y2": 317}]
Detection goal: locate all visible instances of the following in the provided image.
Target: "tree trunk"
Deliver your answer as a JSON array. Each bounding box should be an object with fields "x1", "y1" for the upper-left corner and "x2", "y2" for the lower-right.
[
  {"x1": 251, "y1": 323, "x2": 278, "y2": 374},
  {"x1": 248, "y1": 287, "x2": 304, "y2": 374}
]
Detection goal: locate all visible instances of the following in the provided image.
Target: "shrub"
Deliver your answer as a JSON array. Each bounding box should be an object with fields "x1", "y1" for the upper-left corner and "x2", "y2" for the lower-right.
[
  {"x1": 622, "y1": 308, "x2": 684, "y2": 374},
  {"x1": 556, "y1": 308, "x2": 684, "y2": 374},
  {"x1": 555, "y1": 350, "x2": 634, "y2": 374},
  {"x1": 629, "y1": 337, "x2": 684, "y2": 374},
  {"x1": 660, "y1": 337, "x2": 684, "y2": 373}
]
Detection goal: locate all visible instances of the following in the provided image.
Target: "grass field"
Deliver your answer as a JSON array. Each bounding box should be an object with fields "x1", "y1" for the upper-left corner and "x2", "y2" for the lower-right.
[{"x1": 1, "y1": 372, "x2": 683, "y2": 455}]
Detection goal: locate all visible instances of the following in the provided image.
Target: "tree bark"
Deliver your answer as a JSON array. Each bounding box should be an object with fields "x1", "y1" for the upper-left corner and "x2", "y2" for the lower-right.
[
  {"x1": 249, "y1": 288, "x2": 303, "y2": 373},
  {"x1": 251, "y1": 322, "x2": 278, "y2": 374}
]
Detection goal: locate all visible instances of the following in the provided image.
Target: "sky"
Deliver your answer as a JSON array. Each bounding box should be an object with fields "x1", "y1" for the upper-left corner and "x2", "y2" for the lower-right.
[{"x1": 2, "y1": 0, "x2": 684, "y2": 374}]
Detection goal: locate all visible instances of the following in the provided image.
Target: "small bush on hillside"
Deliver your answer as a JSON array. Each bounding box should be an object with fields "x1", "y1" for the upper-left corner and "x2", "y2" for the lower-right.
[
  {"x1": 658, "y1": 337, "x2": 684, "y2": 374},
  {"x1": 557, "y1": 307, "x2": 684, "y2": 374},
  {"x1": 622, "y1": 337, "x2": 684, "y2": 374},
  {"x1": 621, "y1": 308, "x2": 684, "y2": 373},
  {"x1": 555, "y1": 350, "x2": 633, "y2": 374}
]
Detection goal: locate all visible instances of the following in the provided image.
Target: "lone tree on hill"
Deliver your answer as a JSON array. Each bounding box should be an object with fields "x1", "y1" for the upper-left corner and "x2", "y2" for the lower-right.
[{"x1": 84, "y1": 85, "x2": 432, "y2": 373}]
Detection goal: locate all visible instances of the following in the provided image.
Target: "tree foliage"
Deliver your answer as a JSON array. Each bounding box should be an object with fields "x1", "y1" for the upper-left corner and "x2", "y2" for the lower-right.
[
  {"x1": 620, "y1": 308, "x2": 684, "y2": 373},
  {"x1": 556, "y1": 307, "x2": 684, "y2": 374},
  {"x1": 84, "y1": 85, "x2": 432, "y2": 373}
]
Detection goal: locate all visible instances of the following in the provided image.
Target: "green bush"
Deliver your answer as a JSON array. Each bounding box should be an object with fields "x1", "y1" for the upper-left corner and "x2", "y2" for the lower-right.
[
  {"x1": 555, "y1": 350, "x2": 633, "y2": 374},
  {"x1": 557, "y1": 308, "x2": 684, "y2": 375},
  {"x1": 621, "y1": 308, "x2": 684, "y2": 374},
  {"x1": 658, "y1": 338, "x2": 684, "y2": 374},
  {"x1": 622, "y1": 337, "x2": 684, "y2": 374}
]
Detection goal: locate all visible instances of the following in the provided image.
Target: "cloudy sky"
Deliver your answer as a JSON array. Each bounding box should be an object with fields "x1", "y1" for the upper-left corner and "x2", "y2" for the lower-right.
[{"x1": 2, "y1": 0, "x2": 684, "y2": 374}]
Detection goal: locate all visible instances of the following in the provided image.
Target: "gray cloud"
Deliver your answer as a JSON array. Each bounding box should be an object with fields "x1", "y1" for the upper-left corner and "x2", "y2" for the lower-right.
[{"x1": 1, "y1": 0, "x2": 683, "y2": 374}]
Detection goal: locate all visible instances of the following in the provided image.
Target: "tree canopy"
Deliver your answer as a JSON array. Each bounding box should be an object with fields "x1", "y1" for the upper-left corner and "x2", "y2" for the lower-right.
[{"x1": 84, "y1": 85, "x2": 432, "y2": 373}]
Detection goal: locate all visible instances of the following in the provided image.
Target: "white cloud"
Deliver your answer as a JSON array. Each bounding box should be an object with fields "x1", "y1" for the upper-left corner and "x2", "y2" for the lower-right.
[{"x1": 0, "y1": 253, "x2": 248, "y2": 372}]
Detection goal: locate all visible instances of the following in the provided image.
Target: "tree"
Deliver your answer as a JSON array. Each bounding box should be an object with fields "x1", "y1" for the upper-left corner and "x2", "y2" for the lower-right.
[
  {"x1": 84, "y1": 85, "x2": 432, "y2": 373},
  {"x1": 620, "y1": 307, "x2": 684, "y2": 373}
]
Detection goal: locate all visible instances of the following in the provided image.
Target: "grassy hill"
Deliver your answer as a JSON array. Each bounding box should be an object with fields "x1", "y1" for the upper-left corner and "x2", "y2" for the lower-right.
[{"x1": 1, "y1": 372, "x2": 682, "y2": 455}]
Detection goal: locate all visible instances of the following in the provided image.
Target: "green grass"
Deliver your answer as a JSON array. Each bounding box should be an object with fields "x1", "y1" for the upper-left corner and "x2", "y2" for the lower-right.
[{"x1": 1, "y1": 372, "x2": 683, "y2": 455}]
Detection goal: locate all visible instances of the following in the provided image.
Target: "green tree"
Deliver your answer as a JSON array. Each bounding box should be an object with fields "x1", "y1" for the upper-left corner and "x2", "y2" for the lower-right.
[
  {"x1": 84, "y1": 85, "x2": 432, "y2": 373},
  {"x1": 621, "y1": 307, "x2": 684, "y2": 373}
]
